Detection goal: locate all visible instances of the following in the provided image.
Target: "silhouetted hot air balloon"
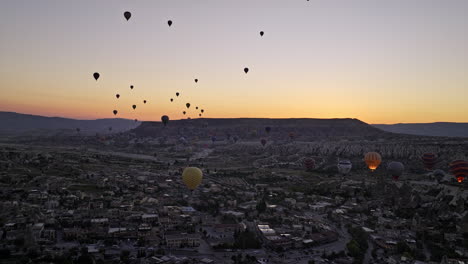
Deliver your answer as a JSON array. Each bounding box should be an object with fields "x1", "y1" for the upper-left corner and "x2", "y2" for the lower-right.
[
  {"x1": 387, "y1": 161, "x2": 404, "y2": 180},
  {"x1": 422, "y1": 153, "x2": 437, "y2": 171},
  {"x1": 130, "y1": 85, "x2": 134, "y2": 89},
  {"x1": 433, "y1": 169, "x2": 445, "y2": 180},
  {"x1": 168, "y1": 20, "x2": 172, "y2": 27},
  {"x1": 116, "y1": 94, "x2": 120, "y2": 99},
  {"x1": 124, "y1": 11, "x2": 131, "y2": 21},
  {"x1": 182, "y1": 167, "x2": 203, "y2": 190},
  {"x1": 303, "y1": 158, "x2": 315, "y2": 171},
  {"x1": 143, "y1": 100, "x2": 147, "y2": 104},
  {"x1": 186, "y1": 103, "x2": 190, "y2": 109},
  {"x1": 244, "y1": 67, "x2": 249, "y2": 74},
  {"x1": 265, "y1": 126, "x2": 271, "y2": 134},
  {"x1": 93, "y1": 72, "x2": 100, "y2": 81},
  {"x1": 183, "y1": 111, "x2": 186, "y2": 115},
  {"x1": 199, "y1": 114, "x2": 201, "y2": 117},
  {"x1": 201, "y1": 109, "x2": 204, "y2": 113},
  {"x1": 260, "y1": 31, "x2": 264, "y2": 37},
  {"x1": 196, "y1": 107, "x2": 198, "y2": 110},
  {"x1": 260, "y1": 138, "x2": 267, "y2": 147},
  {"x1": 176, "y1": 92, "x2": 180, "y2": 97},
  {"x1": 364, "y1": 152, "x2": 382, "y2": 171},
  {"x1": 194, "y1": 79, "x2": 198, "y2": 83},
  {"x1": 134, "y1": 119, "x2": 138, "y2": 122},
  {"x1": 337, "y1": 160, "x2": 352, "y2": 175},
  {"x1": 132, "y1": 105, "x2": 136, "y2": 110},
  {"x1": 161, "y1": 115, "x2": 169, "y2": 126},
  {"x1": 113, "y1": 110, "x2": 118, "y2": 115},
  {"x1": 449, "y1": 160, "x2": 468, "y2": 183}
]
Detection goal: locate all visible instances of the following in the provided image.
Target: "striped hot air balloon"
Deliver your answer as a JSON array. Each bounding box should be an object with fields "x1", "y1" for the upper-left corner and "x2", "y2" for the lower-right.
[
  {"x1": 364, "y1": 152, "x2": 382, "y2": 171},
  {"x1": 422, "y1": 153, "x2": 437, "y2": 170},
  {"x1": 449, "y1": 160, "x2": 468, "y2": 183},
  {"x1": 303, "y1": 158, "x2": 315, "y2": 171}
]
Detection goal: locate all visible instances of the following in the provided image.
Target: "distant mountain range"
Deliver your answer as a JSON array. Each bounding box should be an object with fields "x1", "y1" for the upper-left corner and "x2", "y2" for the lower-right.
[
  {"x1": 0, "y1": 112, "x2": 139, "y2": 134},
  {"x1": 373, "y1": 123, "x2": 468, "y2": 138}
]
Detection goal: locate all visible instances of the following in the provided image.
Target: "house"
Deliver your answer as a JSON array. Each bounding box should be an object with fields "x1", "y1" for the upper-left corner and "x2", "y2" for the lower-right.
[{"x1": 165, "y1": 233, "x2": 201, "y2": 248}]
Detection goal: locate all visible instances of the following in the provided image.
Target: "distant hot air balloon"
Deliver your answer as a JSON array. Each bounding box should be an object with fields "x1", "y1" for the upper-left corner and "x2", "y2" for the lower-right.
[
  {"x1": 449, "y1": 160, "x2": 468, "y2": 183},
  {"x1": 303, "y1": 158, "x2": 315, "y2": 171},
  {"x1": 260, "y1": 138, "x2": 267, "y2": 147},
  {"x1": 387, "y1": 161, "x2": 404, "y2": 180},
  {"x1": 113, "y1": 110, "x2": 118, "y2": 115},
  {"x1": 186, "y1": 103, "x2": 190, "y2": 109},
  {"x1": 134, "y1": 119, "x2": 138, "y2": 122},
  {"x1": 182, "y1": 167, "x2": 203, "y2": 190},
  {"x1": 161, "y1": 115, "x2": 169, "y2": 126},
  {"x1": 364, "y1": 152, "x2": 382, "y2": 171},
  {"x1": 130, "y1": 85, "x2": 134, "y2": 89},
  {"x1": 116, "y1": 94, "x2": 120, "y2": 99},
  {"x1": 199, "y1": 114, "x2": 201, "y2": 117},
  {"x1": 132, "y1": 105, "x2": 136, "y2": 110},
  {"x1": 93, "y1": 72, "x2": 100, "y2": 81},
  {"x1": 260, "y1": 31, "x2": 264, "y2": 37},
  {"x1": 244, "y1": 67, "x2": 249, "y2": 74},
  {"x1": 124, "y1": 11, "x2": 131, "y2": 21},
  {"x1": 422, "y1": 153, "x2": 437, "y2": 171},
  {"x1": 143, "y1": 100, "x2": 147, "y2": 104},
  {"x1": 167, "y1": 20, "x2": 172, "y2": 27},
  {"x1": 183, "y1": 111, "x2": 186, "y2": 115},
  {"x1": 337, "y1": 160, "x2": 352, "y2": 175},
  {"x1": 176, "y1": 92, "x2": 180, "y2": 97},
  {"x1": 265, "y1": 126, "x2": 271, "y2": 134},
  {"x1": 170, "y1": 98, "x2": 174, "y2": 102},
  {"x1": 211, "y1": 136, "x2": 217, "y2": 144},
  {"x1": 194, "y1": 79, "x2": 198, "y2": 83},
  {"x1": 433, "y1": 169, "x2": 445, "y2": 180},
  {"x1": 196, "y1": 107, "x2": 198, "y2": 110},
  {"x1": 201, "y1": 109, "x2": 204, "y2": 113}
]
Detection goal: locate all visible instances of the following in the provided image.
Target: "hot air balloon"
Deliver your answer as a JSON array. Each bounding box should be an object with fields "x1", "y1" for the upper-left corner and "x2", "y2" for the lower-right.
[
  {"x1": 260, "y1": 31, "x2": 264, "y2": 37},
  {"x1": 143, "y1": 100, "x2": 146, "y2": 104},
  {"x1": 244, "y1": 67, "x2": 249, "y2": 74},
  {"x1": 211, "y1": 136, "x2": 216, "y2": 144},
  {"x1": 364, "y1": 152, "x2": 382, "y2": 171},
  {"x1": 449, "y1": 160, "x2": 468, "y2": 183},
  {"x1": 196, "y1": 107, "x2": 198, "y2": 110},
  {"x1": 134, "y1": 119, "x2": 138, "y2": 122},
  {"x1": 182, "y1": 167, "x2": 203, "y2": 190},
  {"x1": 260, "y1": 138, "x2": 267, "y2": 147},
  {"x1": 130, "y1": 85, "x2": 134, "y2": 89},
  {"x1": 124, "y1": 11, "x2": 131, "y2": 21},
  {"x1": 93, "y1": 72, "x2": 100, "y2": 81},
  {"x1": 201, "y1": 109, "x2": 204, "y2": 113},
  {"x1": 387, "y1": 161, "x2": 404, "y2": 180},
  {"x1": 113, "y1": 110, "x2": 118, "y2": 115},
  {"x1": 433, "y1": 169, "x2": 445, "y2": 180},
  {"x1": 168, "y1": 20, "x2": 172, "y2": 27},
  {"x1": 116, "y1": 94, "x2": 120, "y2": 99},
  {"x1": 265, "y1": 126, "x2": 271, "y2": 134},
  {"x1": 303, "y1": 158, "x2": 315, "y2": 171},
  {"x1": 422, "y1": 153, "x2": 437, "y2": 171},
  {"x1": 176, "y1": 92, "x2": 180, "y2": 97},
  {"x1": 186, "y1": 103, "x2": 190, "y2": 109},
  {"x1": 161, "y1": 115, "x2": 169, "y2": 126},
  {"x1": 199, "y1": 114, "x2": 201, "y2": 117},
  {"x1": 337, "y1": 160, "x2": 352, "y2": 175},
  {"x1": 170, "y1": 98, "x2": 174, "y2": 102},
  {"x1": 194, "y1": 79, "x2": 198, "y2": 83},
  {"x1": 183, "y1": 111, "x2": 186, "y2": 115},
  {"x1": 132, "y1": 105, "x2": 136, "y2": 110}
]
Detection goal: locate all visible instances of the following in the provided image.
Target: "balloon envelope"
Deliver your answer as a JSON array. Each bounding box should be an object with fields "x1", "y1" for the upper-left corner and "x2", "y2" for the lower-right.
[
  {"x1": 124, "y1": 11, "x2": 131, "y2": 21},
  {"x1": 387, "y1": 161, "x2": 404, "y2": 180},
  {"x1": 337, "y1": 160, "x2": 352, "y2": 175},
  {"x1": 364, "y1": 152, "x2": 382, "y2": 171},
  {"x1": 449, "y1": 160, "x2": 468, "y2": 183},
  {"x1": 182, "y1": 167, "x2": 203, "y2": 190},
  {"x1": 303, "y1": 158, "x2": 315, "y2": 171},
  {"x1": 422, "y1": 153, "x2": 437, "y2": 170},
  {"x1": 93, "y1": 72, "x2": 100, "y2": 80},
  {"x1": 168, "y1": 20, "x2": 172, "y2": 26},
  {"x1": 244, "y1": 67, "x2": 249, "y2": 74},
  {"x1": 113, "y1": 110, "x2": 118, "y2": 115},
  {"x1": 161, "y1": 115, "x2": 169, "y2": 126}
]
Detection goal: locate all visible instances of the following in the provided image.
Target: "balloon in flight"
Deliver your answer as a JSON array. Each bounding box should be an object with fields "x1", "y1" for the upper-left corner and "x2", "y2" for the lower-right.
[
  {"x1": 364, "y1": 152, "x2": 382, "y2": 171},
  {"x1": 260, "y1": 31, "x2": 264, "y2": 37},
  {"x1": 168, "y1": 20, "x2": 172, "y2": 27},
  {"x1": 182, "y1": 167, "x2": 203, "y2": 190},
  {"x1": 132, "y1": 105, "x2": 136, "y2": 110},
  {"x1": 260, "y1": 138, "x2": 267, "y2": 146},
  {"x1": 337, "y1": 160, "x2": 352, "y2": 175},
  {"x1": 93, "y1": 72, "x2": 100, "y2": 81},
  {"x1": 303, "y1": 158, "x2": 315, "y2": 171},
  {"x1": 124, "y1": 11, "x2": 131, "y2": 21},
  {"x1": 161, "y1": 115, "x2": 169, "y2": 126},
  {"x1": 186, "y1": 103, "x2": 190, "y2": 109},
  {"x1": 143, "y1": 100, "x2": 146, "y2": 104},
  {"x1": 113, "y1": 110, "x2": 118, "y2": 115},
  {"x1": 116, "y1": 94, "x2": 120, "y2": 99},
  {"x1": 130, "y1": 85, "x2": 134, "y2": 89},
  {"x1": 244, "y1": 67, "x2": 249, "y2": 74},
  {"x1": 176, "y1": 92, "x2": 180, "y2": 97},
  {"x1": 449, "y1": 160, "x2": 468, "y2": 183},
  {"x1": 422, "y1": 153, "x2": 437, "y2": 171},
  {"x1": 387, "y1": 161, "x2": 404, "y2": 180}
]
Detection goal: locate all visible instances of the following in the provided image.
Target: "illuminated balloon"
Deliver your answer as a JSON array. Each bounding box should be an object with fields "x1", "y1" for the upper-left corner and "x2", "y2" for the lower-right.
[
  {"x1": 449, "y1": 160, "x2": 468, "y2": 183},
  {"x1": 168, "y1": 20, "x2": 172, "y2": 26},
  {"x1": 93, "y1": 72, "x2": 100, "y2": 81},
  {"x1": 422, "y1": 153, "x2": 437, "y2": 171},
  {"x1": 132, "y1": 105, "x2": 136, "y2": 110},
  {"x1": 124, "y1": 11, "x2": 131, "y2": 21},
  {"x1": 387, "y1": 161, "x2": 404, "y2": 180},
  {"x1": 186, "y1": 103, "x2": 190, "y2": 109},
  {"x1": 244, "y1": 67, "x2": 249, "y2": 74},
  {"x1": 337, "y1": 160, "x2": 352, "y2": 175},
  {"x1": 116, "y1": 94, "x2": 120, "y2": 99},
  {"x1": 182, "y1": 167, "x2": 203, "y2": 190},
  {"x1": 161, "y1": 115, "x2": 169, "y2": 126},
  {"x1": 113, "y1": 110, "x2": 118, "y2": 115},
  {"x1": 303, "y1": 158, "x2": 315, "y2": 171},
  {"x1": 364, "y1": 152, "x2": 382, "y2": 171}
]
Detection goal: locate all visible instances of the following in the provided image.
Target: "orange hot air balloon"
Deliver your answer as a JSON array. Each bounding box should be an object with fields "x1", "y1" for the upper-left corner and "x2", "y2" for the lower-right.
[
  {"x1": 364, "y1": 152, "x2": 382, "y2": 171},
  {"x1": 449, "y1": 160, "x2": 468, "y2": 183},
  {"x1": 182, "y1": 167, "x2": 203, "y2": 190}
]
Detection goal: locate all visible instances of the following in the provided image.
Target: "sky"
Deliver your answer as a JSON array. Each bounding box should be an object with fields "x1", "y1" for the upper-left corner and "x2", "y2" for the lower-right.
[{"x1": 1, "y1": 0, "x2": 468, "y2": 124}]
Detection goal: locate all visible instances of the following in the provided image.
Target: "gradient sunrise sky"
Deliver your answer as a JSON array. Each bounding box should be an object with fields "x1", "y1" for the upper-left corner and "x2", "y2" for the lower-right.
[{"x1": 1, "y1": 0, "x2": 467, "y2": 124}]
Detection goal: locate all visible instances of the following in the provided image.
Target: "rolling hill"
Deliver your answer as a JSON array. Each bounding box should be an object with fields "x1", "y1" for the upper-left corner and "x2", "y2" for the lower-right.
[{"x1": 373, "y1": 123, "x2": 468, "y2": 137}]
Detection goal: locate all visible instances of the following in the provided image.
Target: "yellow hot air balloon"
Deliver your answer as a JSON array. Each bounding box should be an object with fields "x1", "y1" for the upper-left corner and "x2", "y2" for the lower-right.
[
  {"x1": 182, "y1": 167, "x2": 203, "y2": 190},
  {"x1": 364, "y1": 152, "x2": 381, "y2": 171}
]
